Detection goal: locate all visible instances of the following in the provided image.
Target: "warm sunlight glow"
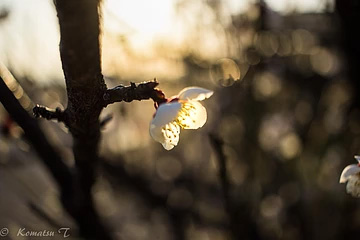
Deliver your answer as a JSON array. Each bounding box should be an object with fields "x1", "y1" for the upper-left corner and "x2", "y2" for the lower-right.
[
  {"x1": 105, "y1": 0, "x2": 175, "y2": 37},
  {"x1": 0, "y1": 0, "x2": 333, "y2": 84}
]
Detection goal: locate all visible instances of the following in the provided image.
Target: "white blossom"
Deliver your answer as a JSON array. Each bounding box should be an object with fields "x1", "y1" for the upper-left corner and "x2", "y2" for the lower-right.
[
  {"x1": 339, "y1": 156, "x2": 360, "y2": 197},
  {"x1": 150, "y1": 87, "x2": 213, "y2": 150}
]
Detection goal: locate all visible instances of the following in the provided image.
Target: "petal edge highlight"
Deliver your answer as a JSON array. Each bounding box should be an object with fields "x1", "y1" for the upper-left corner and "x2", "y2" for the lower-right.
[{"x1": 178, "y1": 87, "x2": 214, "y2": 101}]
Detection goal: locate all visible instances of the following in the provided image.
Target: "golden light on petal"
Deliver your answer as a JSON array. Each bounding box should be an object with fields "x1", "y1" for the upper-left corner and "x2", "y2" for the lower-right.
[
  {"x1": 346, "y1": 174, "x2": 360, "y2": 198},
  {"x1": 210, "y1": 58, "x2": 240, "y2": 87},
  {"x1": 161, "y1": 121, "x2": 180, "y2": 150},
  {"x1": 175, "y1": 102, "x2": 207, "y2": 129},
  {"x1": 149, "y1": 87, "x2": 212, "y2": 150}
]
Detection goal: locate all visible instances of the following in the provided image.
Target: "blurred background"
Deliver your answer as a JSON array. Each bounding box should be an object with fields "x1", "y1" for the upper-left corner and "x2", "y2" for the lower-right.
[{"x1": 1, "y1": 0, "x2": 360, "y2": 239}]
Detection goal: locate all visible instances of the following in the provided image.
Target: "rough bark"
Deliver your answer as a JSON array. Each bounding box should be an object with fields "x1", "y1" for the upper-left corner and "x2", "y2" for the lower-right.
[{"x1": 52, "y1": 0, "x2": 111, "y2": 239}]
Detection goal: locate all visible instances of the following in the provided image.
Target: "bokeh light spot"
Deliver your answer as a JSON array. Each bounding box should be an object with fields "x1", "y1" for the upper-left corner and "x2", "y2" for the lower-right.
[
  {"x1": 156, "y1": 156, "x2": 182, "y2": 181},
  {"x1": 253, "y1": 72, "x2": 282, "y2": 100},
  {"x1": 260, "y1": 195, "x2": 283, "y2": 218},
  {"x1": 310, "y1": 47, "x2": 336, "y2": 76},
  {"x1": 210, "y1": 58, "x2": 240, "y2": 87},
  {"x1": 279, "y1": 133, "x2": 302, "y2": 160}
]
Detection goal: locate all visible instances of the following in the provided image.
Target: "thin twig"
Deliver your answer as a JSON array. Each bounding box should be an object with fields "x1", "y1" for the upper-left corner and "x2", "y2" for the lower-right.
[{"x1": 33, "y1": 105, "x2": 67, "y2": 123}]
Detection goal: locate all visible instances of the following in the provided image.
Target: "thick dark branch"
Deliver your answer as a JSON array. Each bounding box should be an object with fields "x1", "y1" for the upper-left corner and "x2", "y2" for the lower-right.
[
  {"x1": 54, "y1": 0, "x2": 106, "y2": 137},
  {"x1": 33, "y1": 105, "x2": 67, "y2": 122},
  {"x1": 103, "y1": 80, "x2": 166, "y2": 106},
  {"x1": 53, "y1": 0, "x2": 113, "y2": 239}
]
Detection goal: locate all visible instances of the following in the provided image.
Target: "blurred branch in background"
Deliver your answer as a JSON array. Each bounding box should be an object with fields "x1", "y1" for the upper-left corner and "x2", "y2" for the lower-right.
[
  {"x1": 3, "y1": 0, "x2": 360, "y2": 239},
  {"x1": 209, "y1": 133, "x2": 259, "y2": 240},
  {"x1": 0, "y1": 72, "x2": 76, "y2": 230},
  {"x1": 0, "y1": 73, "x2": 73, "y2": 195},
  {"x1": 102, "y1": 157, "x2": 228, "y2": 240},
  {"x1": 0, "y1": 8, "x2": 9, "y2": 22}
]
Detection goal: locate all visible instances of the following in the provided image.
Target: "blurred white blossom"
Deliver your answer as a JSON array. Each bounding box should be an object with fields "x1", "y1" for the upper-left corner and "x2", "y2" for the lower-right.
[
  {"x1": 340, "y1": 156, "x2": 360, "y2": 197},
  {"x1": 150, "y1": 87, "x2": 213, "y2": 150}
]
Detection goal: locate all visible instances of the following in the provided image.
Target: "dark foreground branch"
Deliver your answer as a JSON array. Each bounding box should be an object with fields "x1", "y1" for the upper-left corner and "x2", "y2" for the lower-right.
[
  {"x1": 103, "y1": 80, "x2": 166, "y2": 106},
  {"x1": 0, "y1": 76, "x2": 73, "y2": 195}
]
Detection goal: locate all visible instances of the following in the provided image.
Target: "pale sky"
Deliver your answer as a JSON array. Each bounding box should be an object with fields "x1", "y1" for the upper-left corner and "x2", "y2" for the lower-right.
[{"x1": 0, "y1": 0, "x2": 333, "y2": 84}]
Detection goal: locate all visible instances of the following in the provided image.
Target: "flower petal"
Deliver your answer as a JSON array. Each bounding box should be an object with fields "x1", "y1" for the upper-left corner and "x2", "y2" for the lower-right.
[
  {"x1": 161, "y1": 122, "x2": 181, "y2": 150},
  {"x1": 340, "y1": 164, "x2": 360, "y2": 183},
  {"x1": 177, "y1": 101, "x2": 207, "y2": 129},
  {"x1": 178, "y1": 87, "x2": 214, "y2": 101},
  {"x1": 150, "y1": 121, "x2": 180, "y2": 150},
  {"x1": 151, "y1": 102, "x2": 182, "y2": 128},
  {"x1": 346, "y1": 175, "x2": 360, "y2": 197},
  {"x1": 150, "y1": 124, "x2": 165, "y2": 144},
  {"x1": 355, "y1": 155, "x2": 360, "y2": 164}
]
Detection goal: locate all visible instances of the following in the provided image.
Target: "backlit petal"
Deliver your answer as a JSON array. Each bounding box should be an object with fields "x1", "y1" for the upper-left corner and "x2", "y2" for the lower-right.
[
  {"x1": 346, "y1": 175, "x2": 360, "y2": 197},
  {"x1": 340, "y1": 164, "x2": 360, "y2": 183},
  {"x1": 177, "y1": 101, "x2": 207, "y2": 129},
  {"x1": 355, "y1": 155, "x2": 360, "y2": 164},
  {"x1": 151, "y1": 102, "x2": 182, "y2": 128},
  {"x1": 178, "y1": 87, "x2": 214, "y2": 101},
  {"x1": 150, "y1": 124, "x2": 165, "y2": 144},
  {"x1": 150, "y1": 121, "x2": 180, "y2": 150},
  {"x1": 161, "y1": 122, "x2": 181, "y2": 150}
]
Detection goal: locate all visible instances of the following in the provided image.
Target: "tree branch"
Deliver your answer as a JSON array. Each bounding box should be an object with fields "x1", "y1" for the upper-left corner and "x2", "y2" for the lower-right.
[
  {"x1": 52, "y1": 0, "x2": 113, "y2": 239},
  {"x1": 209, "y1": 133, "x2": 239, "y2": 240},
  {"x1": 0, "y1": 76, "x2": 74, "y2": 197},
  {"x1": 209, "y1": 133, "x2": 259, "y2": 240},
  {"x1": 103, "y1": 80, "x2": 166, "y2": 106},
  {"x1": 101, "y1": 159, "x2": 228, "y2": 236}
]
